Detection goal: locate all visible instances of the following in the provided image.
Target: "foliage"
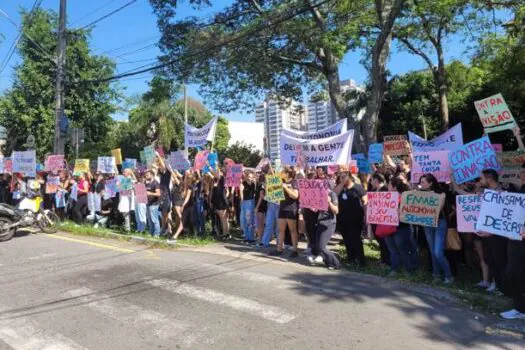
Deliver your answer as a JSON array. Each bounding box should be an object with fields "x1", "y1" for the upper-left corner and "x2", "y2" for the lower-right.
[
  {"x1": 224, "y1": 141, "x2": 262, "y2": 167},
  {"x1": 0, "y1": 9, "x2": 120, "y2": 159}
]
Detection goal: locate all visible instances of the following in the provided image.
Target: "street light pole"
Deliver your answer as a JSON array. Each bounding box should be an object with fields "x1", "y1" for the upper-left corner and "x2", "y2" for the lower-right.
[{"x1": 53, "y1": 0, "x2": 66, "y2": 155}]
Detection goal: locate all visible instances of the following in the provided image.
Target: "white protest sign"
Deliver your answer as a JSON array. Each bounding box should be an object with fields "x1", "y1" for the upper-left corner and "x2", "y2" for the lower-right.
[
  {"x1": 169, "y1": 151, "x2": 191, "y2": 171},
  {"x1": 474, "y1": 93, "x2": 516, "y2": 133},
  {"x1": 279, "y1": 130, "x2": 354, "y2": 167},
  {"x1": 475, "y1": 190, "x2": 525, "y2": 240},
  {"x1": 12, "y1": 150, "x2": 36, "y2": 177},
  {"x1": 97, "y1": 156, "x2": 116, "y2": 173},
  {"x1": 411, "y1": 150, "x2": 451, "y2": 183},
  {"x1": 184, "y1": 117, "x2": 218, "y2": 148},
  {"x1": 282, "y1": 119, "x2": 347, "y2": 140},
  {"x1": 409, "y1": 123, "x2": 463, "y2": 152}
]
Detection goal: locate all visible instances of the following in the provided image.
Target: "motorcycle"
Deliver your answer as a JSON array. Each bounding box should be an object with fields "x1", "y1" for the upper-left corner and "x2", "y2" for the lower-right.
[{"x1": 0, "y1": 181, "x2": 61, "y2": 242}]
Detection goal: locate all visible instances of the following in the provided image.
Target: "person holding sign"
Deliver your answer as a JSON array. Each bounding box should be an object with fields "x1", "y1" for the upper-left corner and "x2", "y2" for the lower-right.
[
  {"x1": 335, "y1": 168, "x2": 368, "y2": 267},
  {"x1": 240, "y1": 171, "x2": 257, "y2": 244},
  {"x1": 314, "y1": 182, "x2": 341, "y2": 270},
  {"x1": 419, "y1": 174, "x2": 453, "y2": 284},
  {"x1": 271, "y1": 166, "x2": 300, "y2": 258},
  {"x1": 73, "y1": 172, "x2": 91, "y2": 224}
]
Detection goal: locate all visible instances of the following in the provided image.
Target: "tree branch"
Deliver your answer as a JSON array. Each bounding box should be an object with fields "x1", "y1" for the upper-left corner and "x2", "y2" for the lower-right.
[
  {"x1": 248, "y1": 0, "x2": 264, "y2": 14},
  {"x1": 375, "y1": 0, "x2": 405, "y2": 57},
  {"x1": 304, "y1": 0, "x2": 326, "y2": 30},
  {"x1": 396, "y1": 36, "x2": 436, "y2": 74},
  {"x1": 413, "y1": 0, "x2": 439, "y2": 48},
  {"x1": 267, "y1": 53, "x2": 322, "y2": 70}
]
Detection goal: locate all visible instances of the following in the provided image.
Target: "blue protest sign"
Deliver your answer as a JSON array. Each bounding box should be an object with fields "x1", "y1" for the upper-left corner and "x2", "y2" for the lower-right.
[
  {"x1": 352, "y1": 153, "x2": 370, "y2": 174},
  {"x1": 368, "y1": 143, "x2": 384, "y2": 164},
  {"x1": 448, "y1": 136, "x2": 500, "y2": 184}
]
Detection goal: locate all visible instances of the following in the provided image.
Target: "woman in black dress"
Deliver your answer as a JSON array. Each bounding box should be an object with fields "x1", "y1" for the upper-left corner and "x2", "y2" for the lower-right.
[
  {"x1": 273, "y1": 166, "x2": 300, "y2": 258},
  {"x1": 211, "y1": 168, "x2": 230, "y2": 238}
]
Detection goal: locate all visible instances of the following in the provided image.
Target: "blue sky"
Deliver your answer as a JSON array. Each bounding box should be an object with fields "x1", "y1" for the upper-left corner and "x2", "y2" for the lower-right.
[{"x1": 0, "y1": 0, "x2": 506, "y2": 122}]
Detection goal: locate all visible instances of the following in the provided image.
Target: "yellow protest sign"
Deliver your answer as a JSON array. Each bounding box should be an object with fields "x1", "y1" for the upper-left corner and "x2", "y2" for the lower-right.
[
  {"x1": 111, "y1": 148, "x2": 123, "y2": 164},
  {"x1": 74, "y1": 159, "x2": 90, "y2": 175},
  {"x1": 265, "y1": 175, "x2": 285, "y2": 204}
]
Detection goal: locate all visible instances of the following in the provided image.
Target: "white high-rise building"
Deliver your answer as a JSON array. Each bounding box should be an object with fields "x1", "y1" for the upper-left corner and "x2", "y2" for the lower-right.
[
  {"x1": 255, "y1": 98, "x2": 305, "y2": 160},
  {"x1": 306, "y1": 79, "x2": 361, "y2": 132}
]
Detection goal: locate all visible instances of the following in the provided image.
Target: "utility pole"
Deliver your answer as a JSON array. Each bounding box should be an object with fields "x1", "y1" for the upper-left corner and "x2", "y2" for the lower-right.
[
  {"x1": 53, "y1": 0, "x2": 66, "y2": 155},
  {"x1": 421, "y1": 115, "x2": 428, "y2": 140},
  {"x1": 183, "y1": 84, "x2": 188, "y2": 157}
]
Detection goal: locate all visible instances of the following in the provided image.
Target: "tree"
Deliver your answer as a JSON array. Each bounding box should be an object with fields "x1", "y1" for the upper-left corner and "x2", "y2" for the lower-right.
[
  {"x1": 224, "y1": 141, "x2": 263, "y2": 167},
  {"x1": 0, "y1": 8, "x2": 120, "y2": 158}
]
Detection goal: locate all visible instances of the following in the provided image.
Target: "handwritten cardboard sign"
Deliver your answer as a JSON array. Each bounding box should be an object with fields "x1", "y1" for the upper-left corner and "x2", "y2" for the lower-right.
[
  {"x1": 194, "y1": 150, "x2": 210, "y2": 171},
  {"x1": 139, "y1": 151, "x2": 146, "y2": 165},
  {"x1": 368, "y1": 143, "x2": 384, "y2": 164},
  {"x1": 384, "y1": 135, "x2": 410, "y2": 156},
  {"x1": 111, "y1": 148, "x2": 123, "y2": 164},
  {"x1": 45, "y1": 176, "x2": 60, "y2": 194},
  {"x1": 492, "y1": 144, "x2": 503, "y2": 153},
  {"x1": 500, "y1": 168, "x2": 522, "y2": 187},
  {"x1": 98, "y1": 156, "x2": 116, "y2": 174},
  {"x1": 497, "y1": 151, "x2": 525, "y2": 169},
  {"x1": 203, "y1": 152, "x2": 218, "y2": 173},
  {"x1": 352, "y1": 153, "x2": 370, "y2": 174},
  {"x1": 366, "y1": 191, "x2": 400, "y2": 226},
  {"x1": 143, "y1": 145, "x2": 156, "y2": 166},
  {"x1": 448, "y1": 136, "x2": 500, "y2": 184},
  {"x1": 456, "y1": 194, "x2": 482, "y2": 233},
  {"x1": 265, "y1": 174, "x2": 285, "y2": 204},
  {"x1": 122, "y1": 158, "x2": 137, "y2": 170},
  {"x1": 73, "y1": 159, "x2": 90, "y2": 176},
  {"x1": 475, "y1": 190, "x2": 525, "y2": 240},
  {"x1": 104, "y1": 178, "x2": 118, "y2": 198},
  {"x1": 474, "y1": 93, "x2": 517, "y2": 133},
  {"x1": 45, "y1": 155, "x2": 65, "y2": 173},
  {"x1": 411, "y1": 150, "x2": 451, "y2": 183},
  {"x1": 297, "y1": 179, "x2": 329, "y2": 211},
  {"x1": 118, "y1": 176, "x2": 133, "y2": 192},
  {"x1": 225, "y1": 163, "x2": 243, "y2": 187},
  {"x1": 12, "y1": 150, "x2": 36, "y2": 177},
  {"x1": 399, "y1": 190, "x2": 445, "y2": 227},
  {"x1": 409, "y1": 123, "x2": 463, "y2": 152},
  {"x1": 134, "y1": 183, "x2": 148, "y2": 204}
]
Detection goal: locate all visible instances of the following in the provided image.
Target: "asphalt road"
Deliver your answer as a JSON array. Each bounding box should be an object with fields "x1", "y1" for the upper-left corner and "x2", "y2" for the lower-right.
[{"x1": 0, "y1": 231, "x2": 523, "y2": 350}]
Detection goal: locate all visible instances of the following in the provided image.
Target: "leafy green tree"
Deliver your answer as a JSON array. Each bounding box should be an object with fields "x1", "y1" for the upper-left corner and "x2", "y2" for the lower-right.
[
  {"x1": 0, "y1": 8, "x2": 119, "y2": 158},
  {"x1": 224, "y1": 141, "x2": 262, "y2": 167}
]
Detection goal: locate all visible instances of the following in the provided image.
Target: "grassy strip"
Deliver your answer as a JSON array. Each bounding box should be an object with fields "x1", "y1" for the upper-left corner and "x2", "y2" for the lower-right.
[
  {"x1": 338, "y1": 240, "x2": 511, "y2": 313},
  {"x1": 59, "y1": 221, "x2": 217, "y2": 248}
]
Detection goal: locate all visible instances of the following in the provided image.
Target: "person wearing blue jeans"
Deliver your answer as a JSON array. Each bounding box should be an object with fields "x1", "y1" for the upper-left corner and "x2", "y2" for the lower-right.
[
  {"x1": 144, "y1": 170, "x2": 161, "y2": 237},
  {"x1": 135, "y1": 202, "x2": 147, "y2": 232},
  {"x1": 147, "y1": 204, "x2": 160, "y2": 236},
  {"x1": 419, "y1": 173, "x2": 452, "y2": 283},
  {"x1": 385, "y1": 226, "x2": 418, "y2": 273},
  {"x1": 262, "y1": 202, "x2": 279, "y2": 247},
  {"x1": 240, "y1": 173, "x2": 257, "y2": 243}
]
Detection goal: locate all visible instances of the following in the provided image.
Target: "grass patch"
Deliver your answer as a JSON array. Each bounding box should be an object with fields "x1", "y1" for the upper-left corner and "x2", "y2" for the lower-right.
[{"x1": 59, "y1": 221, "x2": 217, "y2": 248}]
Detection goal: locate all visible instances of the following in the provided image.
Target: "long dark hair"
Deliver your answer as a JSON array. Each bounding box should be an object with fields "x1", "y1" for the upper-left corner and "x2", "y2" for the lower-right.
[
  {"x1": 390, "y1": 177, "x2": 410, "y2": 193},
  {"x1": 419, "y1": 173, "x2": 443, "y2": 193}
]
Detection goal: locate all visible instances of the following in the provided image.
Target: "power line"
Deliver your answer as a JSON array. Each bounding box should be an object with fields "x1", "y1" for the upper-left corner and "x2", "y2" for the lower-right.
[
  {"x1": 82, "y1": 0, "x2": 334, "y2": 85},
  {"x1": 70, "y1": 0, "x2": 118, "y2": 25},
  {"x1": 78, "y1": 0, "x2": 138, "y2": 30}
]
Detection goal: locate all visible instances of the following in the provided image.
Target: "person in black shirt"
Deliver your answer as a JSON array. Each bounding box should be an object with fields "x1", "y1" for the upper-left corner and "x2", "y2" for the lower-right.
[
  {"x1": 315, "y1": 184, "x2": 341, "y2": 269},
  {"x1": 156, "y1": 154, "x2": 173, "y2": 235},
  {"x1": 144, "y1": 170, "x2": 161, "y2": 236},
  {"x1": 254, "y1": 174, "x2": 267, "y2": 246},
  {"x1": 370, "y1": 173, "x2": 390, "y2": 266},
  {"x1": 240, "y1": 171, "x2": 257, "y2": 244},
  {"x1": 335, "y1": 168, "x2": 368, "y2": 267},
  {"x1": 211, "y1": 169, "x2": 230, "y2": 238}
]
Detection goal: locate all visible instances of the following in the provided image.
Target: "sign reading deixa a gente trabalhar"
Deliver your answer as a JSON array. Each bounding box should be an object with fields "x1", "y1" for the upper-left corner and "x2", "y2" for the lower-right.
[
  {"x1": 279, "y1": 130, "x2": 354, "y2": 167},
  {"x1": 476, "y1": 190, "x2": 525, "y2": 240}
]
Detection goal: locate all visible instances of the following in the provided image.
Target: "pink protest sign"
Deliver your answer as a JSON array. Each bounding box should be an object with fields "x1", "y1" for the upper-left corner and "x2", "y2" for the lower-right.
[
  {"x1": 491, "y1": 144, "x2": 503, "y2": 153},
  {"x1": 45, "y1": 155, "x2": 65, "y2": 173},
  {"x1": 194, "y1": 150, "x2": 210, "y2": 171},
  {"x1": 4, "y1": 159, "x2": 12, "y2": 174},
  {"x1": 366, "y1": 191, "x2": 400, "y2": 226},
  {"x1": 456, "y1": 194, "x2": 482, "y2": 233},
  {"x1": 156, "y1": 147, "x2": 165, "y2": 159},
  {"x1": 134, "y1": 183, "x2": 148, "y2": 204},
  {"x1": 297, "y1": 179, "x2": 329, "y2": 211},
  {"x1": 225, "y1": 163, "x2": 243, "y2": 187},
  {"x1": 327, "y1": 165, "x2": 339, "y2": 175},
  {"x1": 411, "y1": 150, "x2": 451, "y2": 183}
]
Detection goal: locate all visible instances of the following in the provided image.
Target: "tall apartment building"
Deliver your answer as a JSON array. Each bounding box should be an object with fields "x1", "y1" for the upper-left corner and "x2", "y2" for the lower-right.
[
  {"x1": 255, "y1": 98, "x2": 305, "y2": 160},
  {"x1": 306, "y1": 79, "x2": 361, "y2": 132}
]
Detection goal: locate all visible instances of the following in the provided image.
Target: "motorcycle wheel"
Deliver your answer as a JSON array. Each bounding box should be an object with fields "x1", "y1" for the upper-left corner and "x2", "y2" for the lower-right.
[
  {"x1": 39, "y1": 211, "x2": 60, "y2": 234},
  {"x1": 0, "y1": 217, "x2": 16, "y2": 242}
]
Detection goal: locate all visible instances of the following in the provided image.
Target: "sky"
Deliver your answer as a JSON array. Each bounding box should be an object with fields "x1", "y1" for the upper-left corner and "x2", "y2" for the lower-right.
[{"x1": 0, "y1": 0, "x2": 506, "y2": 122}]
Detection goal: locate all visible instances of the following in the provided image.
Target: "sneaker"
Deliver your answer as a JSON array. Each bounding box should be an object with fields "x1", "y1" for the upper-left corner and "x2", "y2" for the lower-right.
[
  {"x1": 94, "y1": 223, "x2": 99, "y2": 229},
  {"x1": 443, "y1": 277, "x2": 454, "y2": 285},
  {"x1": 269, "y1": 250, "x2": 283, "y2": 257},
  {"x1": 500, "y1": 309, "x2": 525, "y2": 320},
  {"x1": 327, "y1": 266, "x2": 335, "y2": 270},
  {"x1": 487, "y1": 282, "x2": 497, "y2": 293},
  {"x1": 475, "y1": 281, "x2": 490, "y2": 288},
  {"x1": 289, "y1": 251, "x2": 299, "y2": 258},
  {"x1": 306, "y1": 255, "x2": 315, "y2": 265},
  {"x1": 166, "y1": 239, "x2": 177, "y2": 245},
  {"x1": 314, "y1": 256, "x2": 324, "y2": 264}
]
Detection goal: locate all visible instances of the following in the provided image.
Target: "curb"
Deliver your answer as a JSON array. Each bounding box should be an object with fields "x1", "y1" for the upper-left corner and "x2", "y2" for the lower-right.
[
  {"x1": 485, "y1": 322, "x2": 525, "y2": 339},
  {"x1": 59, "y1": 230, "x2": 192, "y2": 248}
]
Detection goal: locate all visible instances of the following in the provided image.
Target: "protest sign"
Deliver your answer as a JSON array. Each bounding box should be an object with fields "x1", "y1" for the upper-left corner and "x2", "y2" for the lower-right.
[
  {"x1": 282, "y1": 119, "x2": 347, "y2": 140},
  {"x1": 122, "y1": 158, "x2": 137, "y2": 170},
  {"x1": 45, "y1": 155, "x2": 65, "y2": 173},
  {"x1": 225, "y1": 163, "x2": 243, "y2": 187},
  {"x1": 368, "y1": 143, "x2": 384, "y2": 164},
  {"x1": 456, "y1": 194, "x2": 482, "y2": 233},
  {"x1": 497, "y1": 151, "x2": 525, "y2": 169},
  {"x1": 366, "y1": 191, "x2": 400, "y2": 226},
  {"x1": 45, "y1": 176, "x2": 60, "y2": 194},
  {"x1": 87, "y1": 192, "x2": 101, "y2": 212},
  {"x1": 194, "y1": 150, "x2": 209, "y2": 171},
  {"x1": 139, "y1": 151, "x2": 146, "y2": 165},
  {"x1": 104, "y1": 178, "x2": 118, "y2": 198},
  {"x1": 203, "y1": 152, "x2": 218, "y2": 173},
  {"x1": 327, "y1": 165, "x2": 339, "y2": 175},
  {"x1": 168, "y1": 151, "x2": 191, "y2": 171},
  {"x1": 399, "y1": 190, "x2": 445, "y2": 227},
  {"x1": 134, "y1": 183, "x2": 148, "y2": 204},
  {"x1": 265, "y1": 175, "x2": 285, "y2": 203},
  {"x1": 448, "y1": 136, "x2": 500, "y2": 184},
  {"x1": 98, "y1": 156, "x2": 116, "y2": 174},
  {"x1": 352, "y1": 153, "x2": 370, "y2": 174},
  {"x1": 384, "y1": 135, "x2": 410, "y2": 156},
  {"x1": 492, "y1": 144, "x2": 503, "y2": 153},
  {"x1": 118, "y1": 176, "x2": 133, "y2": 192},
  {"x1": 70, "y1": 184, "x2": 78, "y2": 201},
  {"x1": 143, "y1": 145, "x2": 156, "y2": 166},
  {"x1": 297, "y1": 179, "x2": 329, "y2": 211},
  {"x1": 500, "y1": 168, "x2": 522, "y2": 187},
  {"x1": 12, "y1": 150, "x2": 36, "y2": 177},
  {"x1": 0, "y1": 159, "x2": 4, "y2": 173},
  {"x1": 409, "y1": 123, "x2": 463, "y2": 152},
  {"x1": 475, "y1": 190, "x2": 525, "y2": 240},
  {"x1": 73, "y1": 159, "x2": 89, "y2": 175},
  {"x1": 111, "y1": 148, "x2": 123, "y2": 164},
  {"x1": 156, "y1": 147, "x2": 165, "y2": 159},
  {"x1": 411, "y1": 150, "x2": 451, "y2": 183},
  {"x1": 4, "y1": 158, "x2": 11, "y2": 174},
  {"x1": 474, "y1": 93, "x2": 516, "y2": 133},
  {"x1": 184, "y1": 117, "x2": 218, "y2": 148},
  {"x1": 280, "y1": 130, "x2": 354, "y2": 167}
]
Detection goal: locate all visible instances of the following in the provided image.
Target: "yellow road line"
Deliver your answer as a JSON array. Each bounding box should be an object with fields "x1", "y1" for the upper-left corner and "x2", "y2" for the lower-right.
[{"x1": 46, "y1": 234, "x2": 136, "y2": 253}]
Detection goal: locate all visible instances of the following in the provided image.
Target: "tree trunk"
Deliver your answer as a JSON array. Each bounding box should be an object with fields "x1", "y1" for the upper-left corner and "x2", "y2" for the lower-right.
[{"x1": 436, "y1": 47, "x2": 449, "y2": 131}]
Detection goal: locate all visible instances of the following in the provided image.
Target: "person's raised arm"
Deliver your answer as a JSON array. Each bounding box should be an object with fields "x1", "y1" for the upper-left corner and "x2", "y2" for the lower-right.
[
  {"x1": 282, "y1": 182, "x2": 299, "y2": 200},
  {"x1": 513, "y1": 127, "x2": 525, "y2": 152},
  {"x1": 334, "y1": 173, "x2": 347, "y2": 195}
]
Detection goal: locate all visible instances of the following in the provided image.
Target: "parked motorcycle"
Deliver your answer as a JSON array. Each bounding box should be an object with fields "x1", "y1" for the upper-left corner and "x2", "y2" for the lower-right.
[{"x1": 0, "y1": 181, "x2": 60, "y2": 242}]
